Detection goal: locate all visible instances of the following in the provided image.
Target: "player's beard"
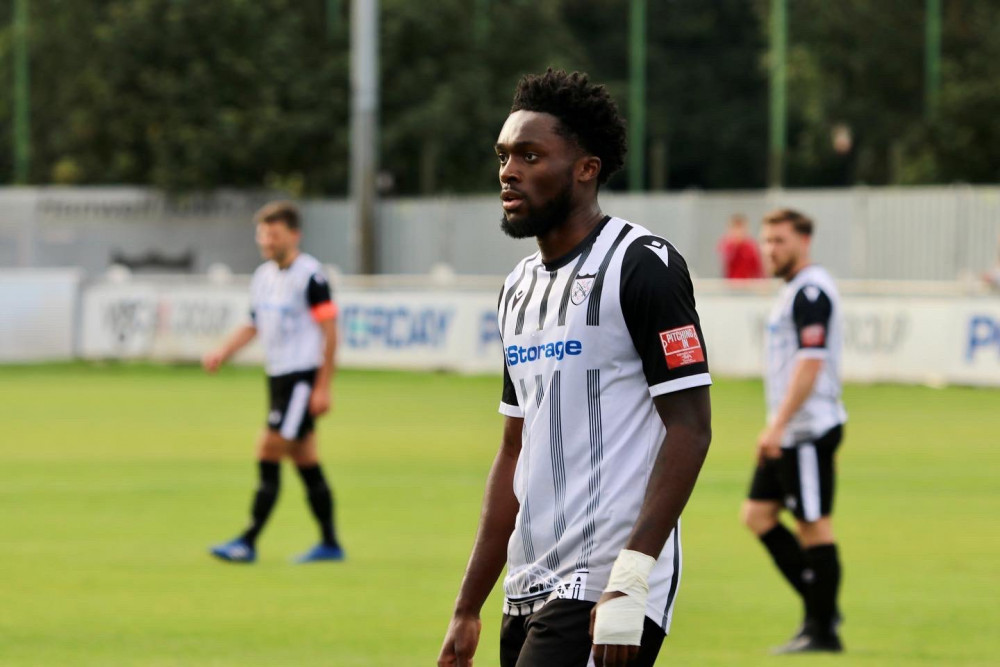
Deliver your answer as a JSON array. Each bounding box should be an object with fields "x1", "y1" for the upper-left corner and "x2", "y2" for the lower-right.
[
  {"x1": 500, "y1": 175, "x2": 574, "y2": 240},
  {"x1": 264, "y1": 246, "x2": 293, "y2": 267},
  {"x1": 772, "y1": 255, "x2": 797, "y2": 280}
]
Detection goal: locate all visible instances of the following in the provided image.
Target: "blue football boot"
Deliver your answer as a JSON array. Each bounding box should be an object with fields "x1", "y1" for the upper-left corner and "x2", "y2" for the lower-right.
[
  {"x1": 294, "y1": 543, "x2": 345, "y2": 563},
  {"x1": 209, "y1": 537, "x2": 256, "y2": 563}
]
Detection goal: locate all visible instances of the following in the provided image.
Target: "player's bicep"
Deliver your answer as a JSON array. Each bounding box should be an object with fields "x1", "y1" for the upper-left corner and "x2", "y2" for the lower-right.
[
  {"x1": 500, "y1": 415, "x2": 524, "y2": 457},
  {"x1": 652, "y1": 385, "x2": 712, "y2": 437},
  {"x1": 620, "y1": 238, "x2": 711, "y2": 397},
  {"x1": 316, "y1": 316, "x2": 337, "y2": 341}
]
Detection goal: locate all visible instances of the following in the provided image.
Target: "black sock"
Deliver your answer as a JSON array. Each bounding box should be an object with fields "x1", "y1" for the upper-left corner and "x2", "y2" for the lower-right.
[
  {"x1": 803, "y1": 544, "x2": 841, "y2": 635},
  {"x1": 759, "y1": 524, "x2": 807, "y2": 598},
  {"x1": 298, "y1": 464, "x2": 339, "y2": 547},
  {"x1": 241, "y1": 461, "x2": 281, "y2": 548}
]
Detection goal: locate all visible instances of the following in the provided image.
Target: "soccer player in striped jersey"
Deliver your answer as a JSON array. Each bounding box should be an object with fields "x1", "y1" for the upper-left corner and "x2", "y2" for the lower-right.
[
  {"x1": 202, "y1": 201, "x2": 344, "y2": 564},
  {"x1": 742, "y1": 209, "x2": 847, "y2": 653},
  {"x1": 438, "y1": 70, "x2": 713, "y2": 667}
]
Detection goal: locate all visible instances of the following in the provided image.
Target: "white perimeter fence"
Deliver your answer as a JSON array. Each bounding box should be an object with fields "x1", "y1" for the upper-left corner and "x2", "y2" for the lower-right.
[
  {"x1": 4, "y1": 270, "x2": 1000, "y2": 388},
  {"x1": 2, "y1": 186, "x2": 1000, "y2": 281}
]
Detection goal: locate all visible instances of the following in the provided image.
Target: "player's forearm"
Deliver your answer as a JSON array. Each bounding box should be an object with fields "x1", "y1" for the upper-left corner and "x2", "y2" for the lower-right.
[
  {"x1": 771, "y1": 358, "x2": 822, "y2": 428},
  {"x1": 624, "y1": 388, "x2": 711, "y2": 559},
  {"x1": 220, "y1": 325, "x2": 256, "y2": 360},
  {"x1": 453, "y1": 430, "x2": 521, "y2": 616},
  {"x1": 315, "y1": 326, "x2": 337, "y2": 388}
]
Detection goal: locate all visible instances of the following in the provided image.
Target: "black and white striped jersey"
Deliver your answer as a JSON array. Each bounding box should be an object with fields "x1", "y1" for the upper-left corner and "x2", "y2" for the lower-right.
[
  {"x1": 249, "y1": 253, "x2": 336, "y2": 377},
  {"x1": 496, "y1": 215, "x2": 711, "y2": 633},
  {"x1": 765, "y1": 264, "x2": 847, "y2": 445}
]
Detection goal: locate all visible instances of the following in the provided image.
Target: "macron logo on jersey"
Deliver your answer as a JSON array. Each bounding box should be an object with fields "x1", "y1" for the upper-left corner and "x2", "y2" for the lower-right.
[
  {"x1": 507, "y1": 340, "x2": 583, "y2": 366},
  {"x1": 644, "y1": 239, "x2": 671, "y2": 267}
]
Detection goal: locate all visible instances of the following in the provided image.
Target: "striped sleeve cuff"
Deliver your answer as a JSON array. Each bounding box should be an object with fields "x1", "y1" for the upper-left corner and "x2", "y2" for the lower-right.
[
  {"x1": 648, "y1": 372, "x2": 713, "y2": 398},
  {"x1": 796, "y1": 348, "x2": 828, "y2": 360},
  {"x1": 498, "y1": 402, "x2": 524, "y2": 418}
]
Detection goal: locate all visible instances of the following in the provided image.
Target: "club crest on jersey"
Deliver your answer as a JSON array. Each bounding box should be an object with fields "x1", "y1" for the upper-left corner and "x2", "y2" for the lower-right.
[{"x1": 571, "y1": 274, "x2": 596, "y2": 305}]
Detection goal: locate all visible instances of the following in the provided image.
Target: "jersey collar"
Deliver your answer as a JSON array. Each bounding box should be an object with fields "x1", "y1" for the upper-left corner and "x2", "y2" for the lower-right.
[{"x1": 541, "y1": 216, "x2": 612, "y2": 271}]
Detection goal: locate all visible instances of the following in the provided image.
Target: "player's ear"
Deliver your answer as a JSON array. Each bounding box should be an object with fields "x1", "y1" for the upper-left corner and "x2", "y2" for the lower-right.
[{"x1": 576, "y1": 155, "x2": 602, "y2": 184}]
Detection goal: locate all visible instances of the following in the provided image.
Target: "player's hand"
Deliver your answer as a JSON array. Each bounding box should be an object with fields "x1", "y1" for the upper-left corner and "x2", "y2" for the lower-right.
[
  {"x1": 309, "y1": 387, "x2": 331, "y2": 416},
  {"x1": 757, "y1": 424, "x2": 784, "y2": 464},
  {"x1": 437, "y1": 613, "x2": 482, "y2": 667},
  {"x1": 202, "y1": 350, "x2": 225, "y2": 374},
  {"x1": 590, "y1": 591, "x2": 641, "y2": 667}
]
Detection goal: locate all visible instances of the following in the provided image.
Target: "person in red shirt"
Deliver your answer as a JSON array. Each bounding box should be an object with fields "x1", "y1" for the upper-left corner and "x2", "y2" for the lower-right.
[{"x1": 718, "y1": 213, "x2": 764, "y2": 279}]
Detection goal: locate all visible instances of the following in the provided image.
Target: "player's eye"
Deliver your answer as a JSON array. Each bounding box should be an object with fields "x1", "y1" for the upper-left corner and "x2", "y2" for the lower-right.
[
  {"x1": 497, "y1": 153, "x2": 509, "y2": 165},
  {"x1": 524, "y1": 153, "x2": 539, "y2": 163}
]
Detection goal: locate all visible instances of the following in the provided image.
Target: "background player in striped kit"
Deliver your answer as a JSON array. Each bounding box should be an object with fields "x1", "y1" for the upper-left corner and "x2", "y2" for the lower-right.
[
  {"x1": 202, "y1": 201, "x2": 344, "y2": 564},
  {"x1": 438, "y1": 69, "x2": 713, "y2": 667},
  {"x1": 742, "y1": 208, "x2": 847, "y2": 653}
]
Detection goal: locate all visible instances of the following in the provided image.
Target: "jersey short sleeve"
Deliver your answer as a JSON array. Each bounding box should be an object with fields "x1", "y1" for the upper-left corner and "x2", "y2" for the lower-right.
[
  {"x1": 620, "y1": 236, "x2": 712, "y2": 397},
  {"x1": 792, "y1": 284, "x2": 832, "y2": 358},
  {"x1": 307, "y1": 272, "x2": 337, "y2": 321},
  {"x1": 497, "y1": 285, "x2": 524, "y2": 417},
  {"x1": 499, "y1": 363, "x2": 523, "y2": 417}
]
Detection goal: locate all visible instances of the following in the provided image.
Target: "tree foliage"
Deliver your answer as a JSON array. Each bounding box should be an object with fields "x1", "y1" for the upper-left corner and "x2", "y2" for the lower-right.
[{"x1": 0, "y1": 0, "x2": 997, "y2": 193}]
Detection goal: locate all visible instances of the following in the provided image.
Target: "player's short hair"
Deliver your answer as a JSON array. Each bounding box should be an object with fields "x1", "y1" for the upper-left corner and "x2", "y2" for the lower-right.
[
  {"x1": 255, "y1": 200, "x2": 301, "y2": 230},
  {"x1": 763, "y1": 208, "x2": 814, "y2": 237},
  {"x1": 510, "y1": 68, "x2": 627, "y2": 186}
]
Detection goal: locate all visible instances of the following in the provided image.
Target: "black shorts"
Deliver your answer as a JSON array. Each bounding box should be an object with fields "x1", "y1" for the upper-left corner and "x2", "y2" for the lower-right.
[
  {"x1": 748, "y1": 424, "x2": 843, "y2": 522},
  {"x1": 266, "y1": 369, "x2": 317, "y2": 441},
  {"x1": 500, "y1": 599, "x2": 665, "y2": 667}
]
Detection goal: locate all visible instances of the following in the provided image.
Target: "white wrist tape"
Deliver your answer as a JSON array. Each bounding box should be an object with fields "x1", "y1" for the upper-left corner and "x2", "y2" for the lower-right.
[{"x1": 593, "y1": 549, "x2": 656, "y2": 646}]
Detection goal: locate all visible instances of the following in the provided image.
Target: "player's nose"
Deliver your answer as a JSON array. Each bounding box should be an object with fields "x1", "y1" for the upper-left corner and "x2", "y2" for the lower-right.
[{"x1": 499, "y1": 160, "x2": 520, "y2": 184}]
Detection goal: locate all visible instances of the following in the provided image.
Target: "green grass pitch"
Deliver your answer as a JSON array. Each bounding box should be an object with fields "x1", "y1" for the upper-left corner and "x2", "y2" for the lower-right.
[{"x1": 0, "y1": 363, "x2": 997, "y2": 666}]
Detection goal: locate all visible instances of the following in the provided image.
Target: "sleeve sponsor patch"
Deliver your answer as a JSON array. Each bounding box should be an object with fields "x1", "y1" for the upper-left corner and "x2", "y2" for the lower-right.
[
  {"x1": 659, "y1": 325, "x2": 705, "y2": 369},
  {"x1": 800, "y1": 324, "x2": 826, "y2": 347}
]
